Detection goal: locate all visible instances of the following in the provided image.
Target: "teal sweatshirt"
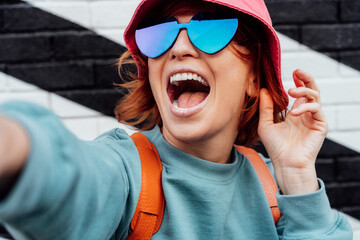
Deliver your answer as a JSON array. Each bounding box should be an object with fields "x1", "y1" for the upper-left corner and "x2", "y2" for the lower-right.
[{"x1": 0, "y1": 102, "x2": 353, "y2": 239}]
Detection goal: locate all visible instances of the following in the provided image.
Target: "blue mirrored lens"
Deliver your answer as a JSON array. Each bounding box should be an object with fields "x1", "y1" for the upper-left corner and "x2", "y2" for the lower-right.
[
  {"x1": 135, "y1": 21, "x2": 179, "y2": 58},
  {"x1": 188, "y1": 18, "x2": 238, "y2": 54}
]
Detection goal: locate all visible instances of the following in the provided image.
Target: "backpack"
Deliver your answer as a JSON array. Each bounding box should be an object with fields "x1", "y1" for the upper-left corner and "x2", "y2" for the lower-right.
[{"x1": 127, "y1": 132, "x2": 281, "y2": 240}]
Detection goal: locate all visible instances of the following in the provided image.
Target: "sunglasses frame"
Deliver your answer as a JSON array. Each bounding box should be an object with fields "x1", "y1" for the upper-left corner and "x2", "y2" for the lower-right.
[{"x1": 135, "y1": 13, "x2": 239, "y2": 58}]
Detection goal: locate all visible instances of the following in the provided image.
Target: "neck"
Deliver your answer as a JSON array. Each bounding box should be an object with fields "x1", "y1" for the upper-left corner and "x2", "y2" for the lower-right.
[{"x1": 162, "y1": 128, "x2": 237, "y2": 164}]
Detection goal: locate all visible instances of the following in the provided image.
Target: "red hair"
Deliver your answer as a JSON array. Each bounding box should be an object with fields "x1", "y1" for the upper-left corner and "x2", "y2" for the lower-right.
[{"x1": 115, "y1": 0, "x2": 288, "y2": 145}]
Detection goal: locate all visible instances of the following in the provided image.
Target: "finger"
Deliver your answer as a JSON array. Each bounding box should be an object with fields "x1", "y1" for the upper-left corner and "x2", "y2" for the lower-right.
[
  {"x1": 290, "y1": 102, "x2": 326, "y2": 122},
  {"x1": 293, "y1": 69, "x2": 319, "y2": 91},
  {"x1": 259, "y1": 88, "x2": 274, "y2": 128},
  {"x1": 292, "y1": 70, "x2": 305, "y2": 88},
  {"x1": 288, "y1": 87, "x2": 320, "y2": 103},
  {"x1": 291, "y1": 96, "x2": 306, "y2": 110}
]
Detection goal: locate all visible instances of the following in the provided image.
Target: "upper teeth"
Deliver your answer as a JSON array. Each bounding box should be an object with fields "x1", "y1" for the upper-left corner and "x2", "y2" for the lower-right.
[{"x1": 170, "y1": 73, "x2": 208, "y2": 86}]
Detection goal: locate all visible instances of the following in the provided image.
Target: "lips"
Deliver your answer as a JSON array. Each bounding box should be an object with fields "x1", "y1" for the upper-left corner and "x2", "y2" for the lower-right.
[{"x1": 167, "y1": 72, "x2": 210, "y2": 108}]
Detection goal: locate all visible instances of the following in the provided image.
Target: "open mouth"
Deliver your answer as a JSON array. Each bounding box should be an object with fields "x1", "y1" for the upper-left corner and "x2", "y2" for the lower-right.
[{"x1": 167, "y1": 72, "x2": 210, "y2": 109}]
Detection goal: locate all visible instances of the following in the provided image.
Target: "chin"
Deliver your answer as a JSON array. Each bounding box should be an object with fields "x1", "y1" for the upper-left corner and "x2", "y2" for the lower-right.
[{"x1": 163, "y1": 121, "x2": 211, "y2": 143}]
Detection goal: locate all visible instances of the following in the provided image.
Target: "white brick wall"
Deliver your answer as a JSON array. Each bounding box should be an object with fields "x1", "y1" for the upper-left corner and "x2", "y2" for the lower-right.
[
  {"x1": 90, "y1": 1, "x2": 140, "y2": 29},
  {"x1": 317, "y1": 78, "x2": 360, "y2": 105},
  {"x1": 0, "y1": 73, "x2": 50, "y2": 108},
  {"x1": 282, "y1": 51, "x2": 339, "y2": 80},
  {"x1": 50, "y1": 94, "x2": 99, "y2": 118},
  {"x1": 338, "y1": 105, "x2": 360, "y2": 130}
]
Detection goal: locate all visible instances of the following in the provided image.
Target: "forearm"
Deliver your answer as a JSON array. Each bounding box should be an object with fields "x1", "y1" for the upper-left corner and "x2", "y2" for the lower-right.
[{"x1": 0, "y1": 116, "x2": 29, "y2": 199}]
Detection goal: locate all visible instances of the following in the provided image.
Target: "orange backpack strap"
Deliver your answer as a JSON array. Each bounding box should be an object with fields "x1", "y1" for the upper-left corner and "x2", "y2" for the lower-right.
[
  {"x1": 128, "y1": 132, "x2": 165, "y2": 240},
  {"x1": 235, "y1": 145, "x2": 282, "y2": 224}
]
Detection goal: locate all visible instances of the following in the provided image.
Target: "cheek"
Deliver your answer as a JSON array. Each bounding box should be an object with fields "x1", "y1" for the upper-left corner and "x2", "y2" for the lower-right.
[
  {"x1": 148, "y1": 59, "x2": 158, "y2": 85},
  {"x1": 148, "y1": 59, "x2": 169, "y2": 117},
  {"x1": 222, "y1": 84, "x2": 247, "y2": 113},
  {"x1": 148, "y1": 59, "x2": 163, "y2": 96},
  {"x1": 212, "y1": 64, "x2": 249, "y2": 112}
]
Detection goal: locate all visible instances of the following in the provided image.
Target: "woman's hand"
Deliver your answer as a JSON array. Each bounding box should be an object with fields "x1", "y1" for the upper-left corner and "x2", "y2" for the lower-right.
[{"x1": 258, "y1": 69, "x2": 328, "y2": 195}]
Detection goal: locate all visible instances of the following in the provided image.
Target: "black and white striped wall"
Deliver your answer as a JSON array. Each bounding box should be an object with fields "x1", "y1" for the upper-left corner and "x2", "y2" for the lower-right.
[{"x1": 0, "y1": 0, "x2": 360, "y2": 238}]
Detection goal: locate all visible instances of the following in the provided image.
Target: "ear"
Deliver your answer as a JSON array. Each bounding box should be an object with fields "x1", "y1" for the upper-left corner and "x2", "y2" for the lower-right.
[{"x1": 246, "y1": 70, "x2": 258, "y2": 97}]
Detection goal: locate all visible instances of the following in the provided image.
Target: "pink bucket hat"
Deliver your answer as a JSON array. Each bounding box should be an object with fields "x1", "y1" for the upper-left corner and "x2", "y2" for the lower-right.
[{"x1": 124, "y1": 0, "x2": 288, "y2": 104}]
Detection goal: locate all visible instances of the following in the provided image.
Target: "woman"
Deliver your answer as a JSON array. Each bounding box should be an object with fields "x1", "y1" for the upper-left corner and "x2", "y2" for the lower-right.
[{"x1": 0, "y1": 0, "x2": 353, "y2": 239}]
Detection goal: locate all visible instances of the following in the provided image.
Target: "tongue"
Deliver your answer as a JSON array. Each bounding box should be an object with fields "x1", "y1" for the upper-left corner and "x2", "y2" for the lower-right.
[{"x1": 177, "y1": 92, "x2": 208, "y2": 108}]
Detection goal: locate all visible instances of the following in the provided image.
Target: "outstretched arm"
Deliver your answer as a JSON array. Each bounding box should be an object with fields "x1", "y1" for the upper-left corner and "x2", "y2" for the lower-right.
[
  {"x1": 258, "y1": 69, "x2": 328, "y2": 195},
  {"x1": 0, "y1": 102, "x2": 139, "y2": 239},
  {"x1": 0, "y1": 116, "x2": 29, "y2": 199}
]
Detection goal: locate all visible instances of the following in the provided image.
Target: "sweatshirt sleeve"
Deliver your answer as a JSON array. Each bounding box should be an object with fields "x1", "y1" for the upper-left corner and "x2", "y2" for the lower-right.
[
  {"x1": 260, "y1": 155, "x2": 353, "y2": 239},
  {"x1": 0, "y1": 101, "x2": 140, "y2": 240},
  {"x1": 276, "y1": 179, "x2": 353, "y2": 239}
]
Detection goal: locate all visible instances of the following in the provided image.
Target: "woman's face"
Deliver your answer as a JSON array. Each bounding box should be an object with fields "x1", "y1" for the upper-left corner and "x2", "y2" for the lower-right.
[{"x1": 148, "y1": 12, "x2": 256, "y2": 148}]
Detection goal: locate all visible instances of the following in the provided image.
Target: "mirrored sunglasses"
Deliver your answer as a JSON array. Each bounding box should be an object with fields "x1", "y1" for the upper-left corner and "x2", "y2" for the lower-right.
[{"x1": 135, "y1": 11, "x2": 239, "y2": 58}]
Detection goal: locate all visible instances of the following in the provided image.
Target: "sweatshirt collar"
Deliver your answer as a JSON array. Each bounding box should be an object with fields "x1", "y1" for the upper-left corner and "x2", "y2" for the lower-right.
[{"x1": 143, "y1": 126, "x2": 244, "y2": 182}]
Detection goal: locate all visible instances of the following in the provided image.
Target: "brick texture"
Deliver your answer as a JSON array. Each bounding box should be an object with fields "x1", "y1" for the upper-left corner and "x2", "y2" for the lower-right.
[
  {"x1": 266, "y1": 0, "x2": 338, "y2": 24},
  {"x1": 8, "y1": 62, "x2": 95, "y2": 90},
  {"x1": 342, "y1": 207, "x2": 360, "y2": 220},
  {"x1": 0, "y1": 35, "x2": 52, "y2": 62},
  {"x1": 302, "y1": 24, "x2": 360, "y2": 51},
  {"x1": 327, "y1": 183, "x2": 360, "y2": 207},
  {"x1": 256, "y1": 137, "x2": 360, "y2": 213},
  {"x1": 338, "y1": 157, "x2": 360, "y2": 182},
  {"x1": 56, "y1": 89, "x2": 125, "y2": 116},
  {"x1": 0, "y1": 1, "x2": 359, "y2": 233},
  {"x1": 318, "y1": 139, "x2": 359, "y2": 158},
  {"x1": 340, "y1": 50, "x2": 360, "y2": 69},
  {"x1": 341, "y1": 0, "x2": 360, "y2": 22},
  {"x1": 53, "y1": 32, "x2": 126, "y2": 58},
  {"x1": 0, "y1": 0, "x2": 22, "y2": 5},
  {"x1": 2, "y1": 4, "x2": 82, "y2": 32},
  {"x1": 0, "y1": 9, "x2": 3, "y2": 32},
  {"x1": 94, "y1": 60, "x2": 123, "y2": 88},
  {"x1": 273, "y1": 25, "x2": 299, "y2": 42},
  {"x1": 0, "y1": 1, "x2": 128, "y2": 118},
  {"x1": 266, "y1": 0, "x2": 360, "y2": 76},
  {"x1": 316, "y1": 158, "x2": 335, "y2": 183}
]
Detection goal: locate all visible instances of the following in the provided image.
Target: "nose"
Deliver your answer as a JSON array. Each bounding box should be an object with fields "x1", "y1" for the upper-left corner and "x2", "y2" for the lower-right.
[{"x1": 168, "y1": 29, "x2": 200, "y2": 60}]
